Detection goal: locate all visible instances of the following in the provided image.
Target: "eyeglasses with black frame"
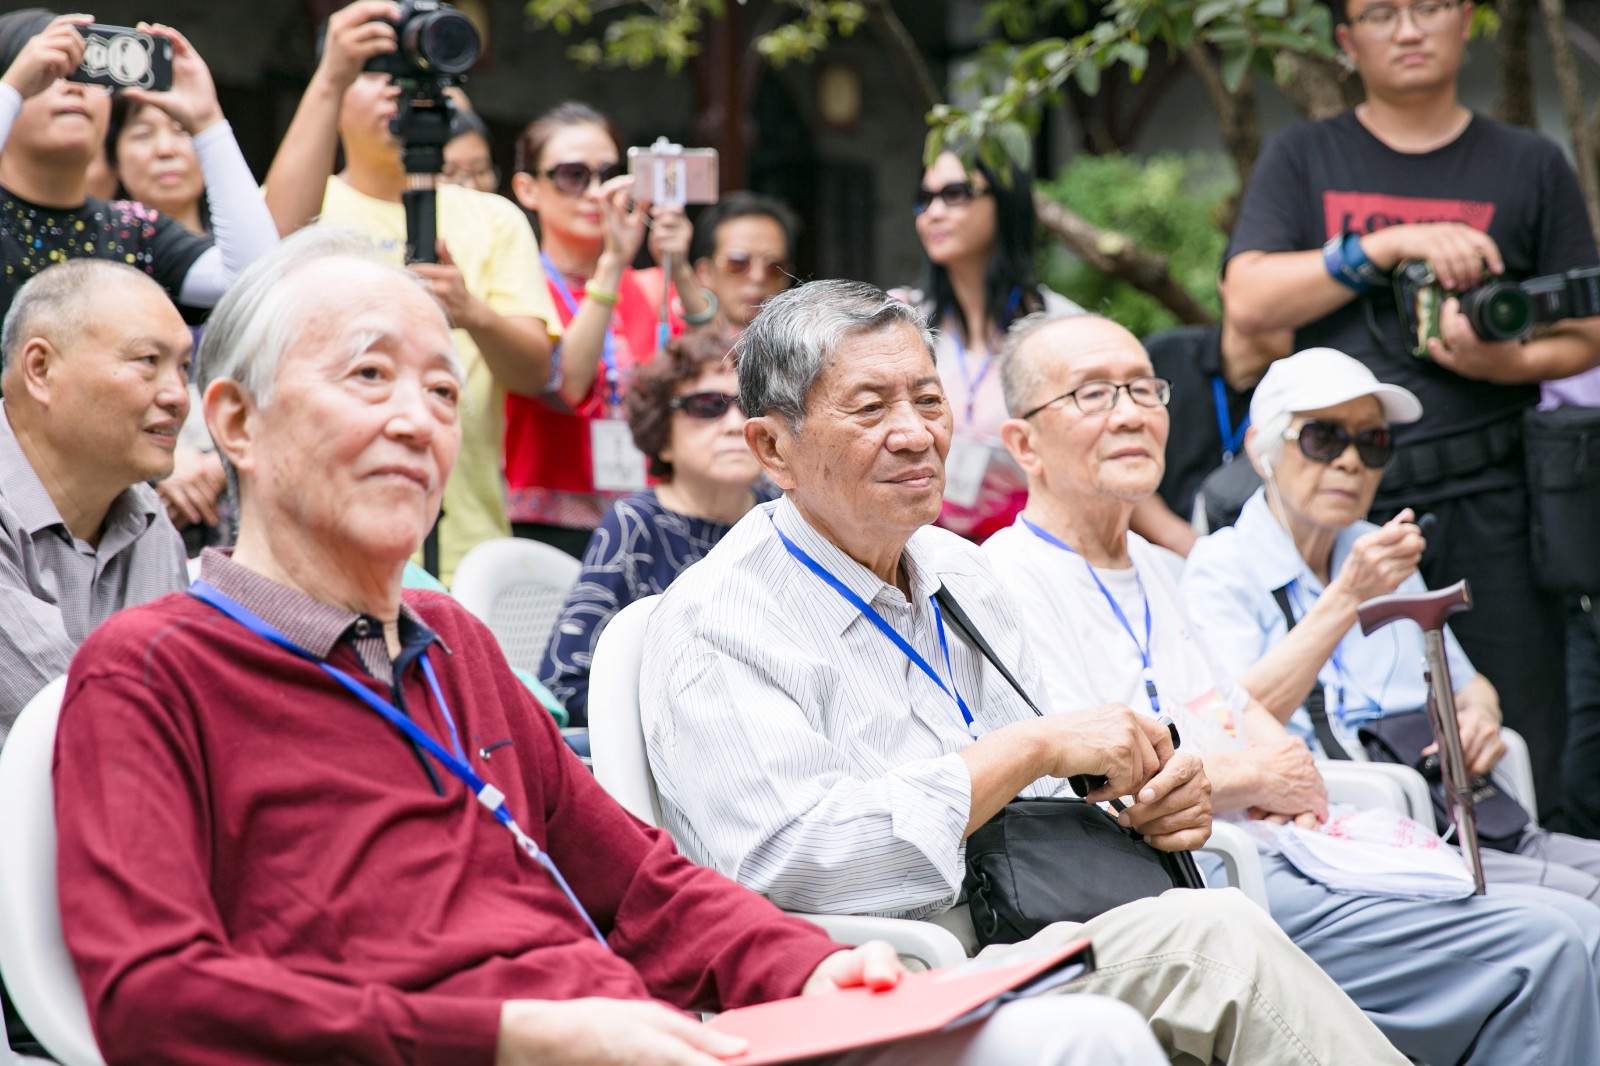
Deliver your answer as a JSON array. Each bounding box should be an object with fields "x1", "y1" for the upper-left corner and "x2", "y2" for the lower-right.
[
  {"x1": 1020, "y1": 377, "x2": 1172, "y2": 420},
  {"x1": 668, "y1": 391, "x2": 744, "y2": 420},
  {"x1": 540, "y1": 161, "x2": 625, "y2": 196},
  {"x1": 1349, "y1": 0, "x2": 1460, "y2": 39},
  {"x1": 914, "y1": 180, "x2": 990, "y2": 215},
  {"x1": 1283, "y1": 419, "x2": 1394, "y2": 468}
]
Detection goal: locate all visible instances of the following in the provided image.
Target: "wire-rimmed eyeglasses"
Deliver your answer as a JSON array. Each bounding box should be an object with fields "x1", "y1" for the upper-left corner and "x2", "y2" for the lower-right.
[{"x1": 1019, "y1": 377, "x2": 1172, "y2": 420}]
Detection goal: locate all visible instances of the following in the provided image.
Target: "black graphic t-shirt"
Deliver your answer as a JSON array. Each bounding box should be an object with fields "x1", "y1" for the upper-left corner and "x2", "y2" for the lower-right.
[
  {"x1": 1228, "y1": 111, "x2": 1599, "y2": 445},
  {"x1": 0, "y1": 186, "x2": 210, "y2": 320}
]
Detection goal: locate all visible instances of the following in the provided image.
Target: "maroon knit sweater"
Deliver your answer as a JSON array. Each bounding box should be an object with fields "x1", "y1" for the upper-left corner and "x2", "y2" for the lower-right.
[{"x1": 54, "y1": 586, "x2": 839, "y2": 1066}]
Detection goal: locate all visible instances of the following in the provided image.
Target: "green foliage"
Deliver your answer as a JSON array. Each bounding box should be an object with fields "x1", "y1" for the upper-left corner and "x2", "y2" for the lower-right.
[
  {"x1": 526, "y1": 0, "x2": 863, "y2": 72},
  {"x1": 1036, "y1": 153, "x2": 1234, "y2": 337},
  {"x1": 935, "y1": 0, "x2": 1335, "y2": 167}
]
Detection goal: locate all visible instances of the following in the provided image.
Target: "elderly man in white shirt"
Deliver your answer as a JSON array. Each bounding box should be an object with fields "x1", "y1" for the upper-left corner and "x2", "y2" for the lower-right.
[
  {"x1": 981, "y1": 309, "x2": 1600, "y2": 1066},
  {"x1": 642, "y1": 278, "x2": 1409, "y2": 1065}
]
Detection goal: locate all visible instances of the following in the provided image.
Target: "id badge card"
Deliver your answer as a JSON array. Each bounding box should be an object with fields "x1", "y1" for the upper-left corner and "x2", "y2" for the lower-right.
[
  {"x1": 590, "y1": 418, "x2": 648, "y2": 492},
  {"x1": 944, "y1": 437, "x2": 992, "y2": 509}
]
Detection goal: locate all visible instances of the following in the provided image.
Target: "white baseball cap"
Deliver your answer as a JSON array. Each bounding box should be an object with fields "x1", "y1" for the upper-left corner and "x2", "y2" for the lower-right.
[{"x1": 1249, "y1": 347, "x2": 1422, "y2": 428}]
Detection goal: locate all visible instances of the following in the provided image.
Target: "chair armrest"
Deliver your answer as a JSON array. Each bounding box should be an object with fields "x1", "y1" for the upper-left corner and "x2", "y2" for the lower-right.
[
  {"x1": 1197, "y1": 821, "x2": 1269, "y2": 910},
  {"x1": 792, "y1": 913, "x2": 969, "y2": 970},
  {"x1": 1495, "y1": 727, "x2": 1538, "y2": 827},
  {"x1": 1318, "y1": 760, "x2": 1431, "y2": 824}
]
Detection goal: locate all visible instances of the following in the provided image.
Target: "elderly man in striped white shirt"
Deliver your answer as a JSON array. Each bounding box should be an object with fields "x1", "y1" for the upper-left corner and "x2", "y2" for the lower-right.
[{"x1": 641, "y1": 279, "x2": 1406, "y2": 1064}]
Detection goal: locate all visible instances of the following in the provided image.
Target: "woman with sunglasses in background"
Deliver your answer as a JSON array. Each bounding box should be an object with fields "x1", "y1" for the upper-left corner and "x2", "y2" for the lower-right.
[
  {"x1": 1180, "y1": 346, "x2": 1600, "y2": 896},
  {"x1": 505, "y1": 101, "x2": 716, "y2": 556},
  {"x1": 892, "y1": 151, "x2": 1081, "y2": 542},
  {"x1": 540, "y1": 328, "x2": 770, "y2": 727}
]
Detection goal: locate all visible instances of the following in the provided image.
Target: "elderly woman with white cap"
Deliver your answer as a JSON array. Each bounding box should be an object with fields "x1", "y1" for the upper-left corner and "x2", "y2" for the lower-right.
[{"x1": 1180, "y1": 346, "x2": 1600, "y2": 899}]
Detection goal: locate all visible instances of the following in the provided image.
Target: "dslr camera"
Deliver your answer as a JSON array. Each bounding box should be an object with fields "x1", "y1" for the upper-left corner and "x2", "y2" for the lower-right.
[
  {"x1": 364, "y1": 0, "x2": 480, "y2": 81},
  {"x1": 1395, "y1": 258, "x2": 1600, "y2": 357}
]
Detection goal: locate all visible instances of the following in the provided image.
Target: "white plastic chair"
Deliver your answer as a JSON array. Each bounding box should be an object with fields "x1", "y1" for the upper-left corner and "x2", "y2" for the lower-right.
[
  {"x1": 589, "y1": 597, "x2": 1275, "y2": 951},
  {"x1": 451, "y1": 538, "x2": 582, "y2": 674},
  {"x1": 587, "y1": 596, "x2": 968, "y2": 969},
  {"x1": 0, "y1": 677, "x2": 107, "y2": 1066},
  {"x1": 1319, "y1": 724, "x2": 1539, "y2": 831},
  {"x1": 1495, "y1": 727, "x2": 1538, "y2": 827}
]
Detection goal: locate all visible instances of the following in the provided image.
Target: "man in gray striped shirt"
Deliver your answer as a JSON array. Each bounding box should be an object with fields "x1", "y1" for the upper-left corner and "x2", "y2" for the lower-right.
[
  {"x1": 0, "y1": 259, "x2": 189, "y2": 743},
  {"x1": 643, "y1": 280, "x2": 1409, "y2": 1064}
]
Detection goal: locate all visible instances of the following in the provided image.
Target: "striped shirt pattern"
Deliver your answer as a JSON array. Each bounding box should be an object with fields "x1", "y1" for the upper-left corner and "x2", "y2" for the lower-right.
[
  {"x1": 0, "y1": 402, "x2": 187, "y2": 744},
  {"x1": 642, "y1": 495, "x2": 1068, "y2": 921}
]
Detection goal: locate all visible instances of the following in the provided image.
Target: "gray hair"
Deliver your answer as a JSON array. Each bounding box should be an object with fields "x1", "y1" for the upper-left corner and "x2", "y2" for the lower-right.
[
  {"x1": 1253, "y1": 411, "x2": 1293, "y2": 474},
  {"x1": 197, "y1": 226, "x2": 459, "y2": 405},
  {"x1": 1, "y1": 259, "x2": 164, "y2": 375},
  {"x1": 998, "y1": 309, "x2": 1103, "y2": 417},
  {"x1": 735, "y1": 279, "x2": 931, "y2": 429}
]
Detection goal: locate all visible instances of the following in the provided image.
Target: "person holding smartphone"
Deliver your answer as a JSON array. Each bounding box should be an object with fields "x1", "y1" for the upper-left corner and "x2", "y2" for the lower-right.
[
  {"x1": 504, "y1": 101, "x2": 714, "y2": 558},
  {"x1": 0, "y1": 10, "x2": 276, "y2": 322}
]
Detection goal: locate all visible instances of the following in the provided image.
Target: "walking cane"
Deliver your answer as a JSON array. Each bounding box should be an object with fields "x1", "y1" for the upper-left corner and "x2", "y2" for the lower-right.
[{"x1": 1356, "y1": 580, "x2": 1486, "y2": 894}]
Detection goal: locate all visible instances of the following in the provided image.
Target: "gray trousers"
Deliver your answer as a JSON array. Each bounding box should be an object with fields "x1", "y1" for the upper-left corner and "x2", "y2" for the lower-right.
[
  {"x1": 1479, "y1": 826, "x2": 1600, "y2": 902},
  {"x1": 1258, "y1": 852, "x2": 1600, "y2": 1066}
]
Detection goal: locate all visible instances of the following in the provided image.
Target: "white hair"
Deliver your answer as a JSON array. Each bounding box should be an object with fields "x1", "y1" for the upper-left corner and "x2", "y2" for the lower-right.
[{"x1": 198, "y1": 226, "x2": 461, "y2": 405}]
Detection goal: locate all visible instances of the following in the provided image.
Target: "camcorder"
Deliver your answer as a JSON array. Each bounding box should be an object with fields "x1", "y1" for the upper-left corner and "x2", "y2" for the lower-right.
[
  {"x1": 67, "y1": 24, "x2": 173, "y2": 92},
  {"x1": 628, "y1": 137, "x2": 719, "y2": 208},
  {"x1": 363, "y1": 0, "x2": 480, "y2": 80},
  {"x1": 1395, "y1": 257, "x2": 1600, "y2": 357}
]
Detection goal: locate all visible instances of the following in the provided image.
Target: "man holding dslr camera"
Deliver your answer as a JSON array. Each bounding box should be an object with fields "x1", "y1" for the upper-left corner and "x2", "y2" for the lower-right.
[
  {"x1": 1221, "y1": 0, "x2": 1600, "y2": 829},
  {"x1": 265, "y1": 0, "x2": 558, "y2": 584}
]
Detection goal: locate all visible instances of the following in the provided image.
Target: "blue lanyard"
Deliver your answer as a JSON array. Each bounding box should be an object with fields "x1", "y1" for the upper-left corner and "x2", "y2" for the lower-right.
[
  {"x1": 542, "y1": 252, "x2": 621, "y2": 411},
  {"x1": 1286, "y1": 580, "x2": 1378, "y2": 720},
  {"x1": 1022, "y1": 518, "x2": 1161, "y2": 716},
  {"x1": 949, "y1": 330, "x2": 994, "y2": 428},
  {"x1": 188, "y1": 581, "x2": 609, "y2": 948},
  {"x1": 1212, "y1": 375, "x2": 1249, "y2": 464},
  {"x1": 948, "y1": 288, "x2": 1022, "y2": 427},
  {"x1": 769, "y1": 518, "x2": 979, "y2": 736}
]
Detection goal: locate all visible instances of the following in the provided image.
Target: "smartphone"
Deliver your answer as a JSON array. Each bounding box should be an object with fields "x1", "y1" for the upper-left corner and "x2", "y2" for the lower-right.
[
  {"x1": 67, "y1": 24, "x2": 174, "y2": 92},
  {"x1": 627, "y1": 140, "x2": 718, "y2": 207}
]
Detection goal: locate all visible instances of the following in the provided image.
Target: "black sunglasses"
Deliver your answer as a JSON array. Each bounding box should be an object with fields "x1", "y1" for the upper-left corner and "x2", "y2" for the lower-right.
[
  {"x1": 914, "y1": 180, "x2": 989, "y2": 215},
  {"x1": 669, "y1": 391, "x2": 743, "y2": 420},
  {"x1": 1285, "y1": 420, "x2": 1393, "y2": 468},
  {"x1": 541, "y1": 161, "x2": 625, "y2": 196}
]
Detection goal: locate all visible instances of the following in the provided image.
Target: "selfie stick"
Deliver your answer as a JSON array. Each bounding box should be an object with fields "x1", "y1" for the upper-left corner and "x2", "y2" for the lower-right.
[{"x1": 1357, "y1": 581, "x2": 1485, "y2": 894}]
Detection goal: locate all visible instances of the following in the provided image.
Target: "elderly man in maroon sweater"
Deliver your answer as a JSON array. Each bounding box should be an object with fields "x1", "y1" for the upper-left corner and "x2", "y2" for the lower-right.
[{"x1": 48, "y1": 227, "x2": 1163, "y2": 1066}]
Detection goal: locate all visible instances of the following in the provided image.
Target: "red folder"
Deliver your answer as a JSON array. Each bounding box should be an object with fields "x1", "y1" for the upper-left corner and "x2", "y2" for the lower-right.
[{"x1": 706, "y1": 937, "x2": 1095, "y2": 1065}]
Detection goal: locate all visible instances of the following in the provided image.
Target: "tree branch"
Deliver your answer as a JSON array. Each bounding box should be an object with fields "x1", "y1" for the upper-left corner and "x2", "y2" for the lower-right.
[
  {"x1": 1495, "y1": 0, "x2": 1535, "y2": 126},
  {"x1": 1540, "y1": 0, "x2": 1600, "y2": 243},
  {"x1": 864, "y1": 0, "x2": 942, "y2": 116},
  {"x1": 1274, "y1": 51, "x2": 1355, "y2": 119},
  {"x1": 1183, "y1": 41, "x2": 1260, "y2": 208},
  {"x1": 1032, "y1": 189, "x2": 1215, "y2": 325}
]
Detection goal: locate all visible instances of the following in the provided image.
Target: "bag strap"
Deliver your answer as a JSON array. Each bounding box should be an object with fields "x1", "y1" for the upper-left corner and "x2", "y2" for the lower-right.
[
  {"x1": 1269, "y1": 585, "x2": 1352, "y2": 760},
  {"x1": 934, "y1": 584, "x2": 1045, "y2": 719},
  {"x1": 934, "y1": 583, "x2": 1204, "y2": 889}
]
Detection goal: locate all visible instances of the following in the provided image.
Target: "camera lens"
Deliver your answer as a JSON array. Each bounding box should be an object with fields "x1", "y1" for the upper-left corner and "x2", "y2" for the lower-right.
[
  {"x1": 405, "y1": 10, "x2": 480, "y2": 74},
  {"x1": 1461, "y1": 282, "x2": 1534, "y2": 342}
]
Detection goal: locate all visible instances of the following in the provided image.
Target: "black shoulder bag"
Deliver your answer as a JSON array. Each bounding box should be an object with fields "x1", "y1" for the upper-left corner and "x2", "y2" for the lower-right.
[
  {"x1": 1268, "y1": 585, "x2": 1528, "y2": 852},
  {"x1": 933, "y1": 587, "x2": 1203, "y2": 948}
]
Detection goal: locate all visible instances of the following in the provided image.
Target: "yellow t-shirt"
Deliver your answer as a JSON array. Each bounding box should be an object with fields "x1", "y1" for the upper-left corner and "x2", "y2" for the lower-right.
[{"x1": 316, "y1": 177, "x2": 560, "y2": 583}]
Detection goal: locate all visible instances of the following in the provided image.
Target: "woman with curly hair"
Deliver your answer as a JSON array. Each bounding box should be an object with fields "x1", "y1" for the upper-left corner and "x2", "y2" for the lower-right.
[{"x1": 539, "y1": 328, "x2": 770, "y2": 725}]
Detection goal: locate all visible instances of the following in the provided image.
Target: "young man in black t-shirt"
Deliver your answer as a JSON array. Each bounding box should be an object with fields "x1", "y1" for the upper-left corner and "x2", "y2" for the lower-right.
[{"x1": 1221, "y1": 0, "x2": 1600, "y2": 828}]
